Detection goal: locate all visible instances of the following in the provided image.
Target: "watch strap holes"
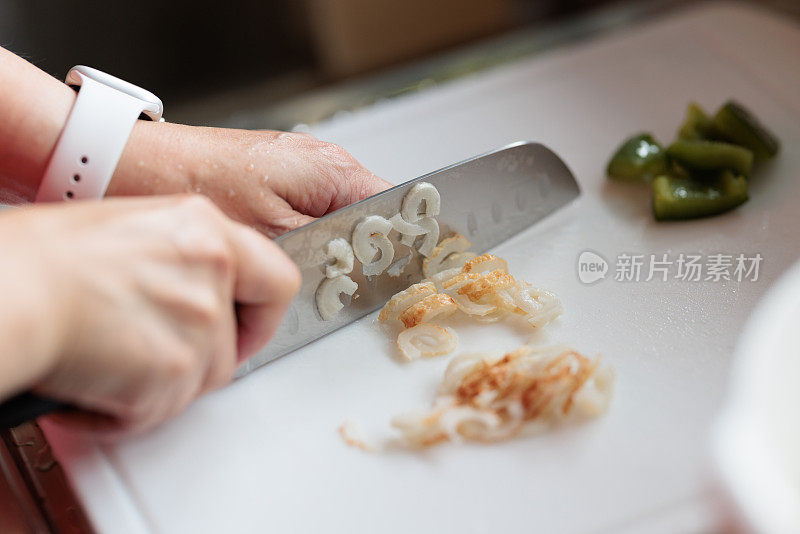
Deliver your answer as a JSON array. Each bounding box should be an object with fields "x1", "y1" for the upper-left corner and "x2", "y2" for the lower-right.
[{"x1": 64, "y1": 191, "x2": 74, "y2": 199}]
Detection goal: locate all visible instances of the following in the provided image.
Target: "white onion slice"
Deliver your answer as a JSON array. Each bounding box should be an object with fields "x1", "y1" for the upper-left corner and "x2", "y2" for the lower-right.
[
  {"x1": 439, "y1": 252, "x2": 476, "y2": 272},
  {"x1": 401, "y1": 182, "x2": 441, "y2": 223},
  {"x1": 426, "y1": 267, "x2": 461, "y2": 292},
  {"x1": 399, "y1": 293, "x2": 457, "y2": 328},
  {"x1": 323, "y1": 237, "x2": 354, "y2": 278},
  {"x1": 422, "y1": 234, "x2": 472, "y2": 277},
  {"x1": 352, "y1": 215, "x2": 394, "y2": 276},
  {"x1": 386, "y1": 251, "x2": 412, "y2": 277},
  {"x1": 396, "y1": 324, "x2": 457, "y2": 361},
  {"x1": 462, "y1": 253, "x2": 508, "y2": 274},
  {"x1": 512, "y1": 283, "x2": 563, "y2": 328},
  {"x1": 389, "y1": 213, "x2": 425, "y2": 246},
  {"x1": 316, "y1": 275, "x2": 358, "y2": 320},
  {"x1": 441, "y1": 273, "x2": 498, "y2": 316},
  {"x1": 378, "y1": 280, "x2": 436, "y2": 322},
  {"x1": 415, "y1": 218, "x2": 439, "y2": 257}
]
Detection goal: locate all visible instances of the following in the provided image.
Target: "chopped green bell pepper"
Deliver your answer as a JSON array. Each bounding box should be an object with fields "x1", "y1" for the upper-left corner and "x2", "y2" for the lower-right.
[
  {"x1": 652, "y1": 171, "x2": 749, "y2": 221},
  {"x1": 677, "y1": 102, "x2": 714, "y2": 140},
  {"x1": 606, "y1": 133, "x2": 668, "y2": 182},
  {"x1": 666, "y1": 139, "x2": 753, "y2": 176},
  {"x1": 713, "y1": 101, "x2": 780, "y2": 160}
]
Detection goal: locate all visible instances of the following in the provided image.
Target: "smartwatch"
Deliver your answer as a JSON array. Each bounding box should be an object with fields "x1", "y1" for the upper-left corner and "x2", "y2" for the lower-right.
[{"x1": 35, "y1": 66, "x2": 164, "y2": 203}]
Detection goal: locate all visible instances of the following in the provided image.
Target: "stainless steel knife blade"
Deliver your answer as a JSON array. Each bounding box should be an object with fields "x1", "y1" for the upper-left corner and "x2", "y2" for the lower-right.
[{"x1": 236, "y1": 141, "x2": 580, "y2": 377}]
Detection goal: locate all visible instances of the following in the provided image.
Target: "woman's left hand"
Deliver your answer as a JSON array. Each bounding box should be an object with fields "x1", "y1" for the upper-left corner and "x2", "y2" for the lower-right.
[{"x1": 108, "y1": 122, "x2": 393, "y2": 237}]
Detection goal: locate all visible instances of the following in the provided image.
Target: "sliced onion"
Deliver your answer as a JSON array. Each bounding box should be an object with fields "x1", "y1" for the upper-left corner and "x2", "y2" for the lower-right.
[
  {"x1": 438, "y1": 251, "x2": 476, "y2": 272},
  {"x1": 415, "y1": 218, "x2": 439, "y2": 257},
  {"x1": 399, "y1": 293, "x2": 457, "y2": 328},
  {"x1": 316, "y1": 275, "x2": 358, "y2": 320},
  {"x1": 396, "y1": 324, "x2": 457, "y2": 361},
  {"x1": 401, "y1": 182, "x2": 440, "y2": 223},
  {"x1": 426, "y1": 267, "x2": 461, "y2": 292},
  {"x1": 352, "y1": 215, "x2": 394, "y2": 276},
  {"x1": 389, "y1": 213, "x2": 425, "y2": 246},
  {"x1": 323, "y1": 237, "x2": 354, "y2": 278},
  {"x1": 386, "y1": 251, "x2": 412, "y2": 277},
  {"x1": 512, "y1": 283, "x2": 563, "y2": 328},
  {"x1": 439, "y1": 272, "x2": 496, "y2": 315},
  {"x1": 457, "y1": 269, "x2": 516, "y2": 302},
  {"x1": 422, "y1": 234, "x2": 472, "y2": 277},
  {"x1": 462, "y1": 253, "x2": 508, "y2": 274},
  {"x1": 378, "y1": 280, "x2": 436, "y2": 322}
]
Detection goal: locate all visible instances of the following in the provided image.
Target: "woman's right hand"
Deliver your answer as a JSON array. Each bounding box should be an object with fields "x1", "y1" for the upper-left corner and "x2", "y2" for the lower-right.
[{"x1": 0, "y1": 195, "x2": 300, "y2": 434}]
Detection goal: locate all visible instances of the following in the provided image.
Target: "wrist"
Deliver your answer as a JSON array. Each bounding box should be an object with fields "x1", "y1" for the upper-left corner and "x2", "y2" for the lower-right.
[
  {"x1": 0, "y1": 48, "x2": 76, "y2": 202},
  {"x1": 106, "y1": 120, "x2": 193, "y2": 197},
  {"x1": 0, "y1": 212, "x2": 70, "y2": 398}
]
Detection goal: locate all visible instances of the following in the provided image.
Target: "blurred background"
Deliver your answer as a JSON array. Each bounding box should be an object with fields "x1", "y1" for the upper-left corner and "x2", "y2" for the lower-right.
[{"x1": 1, "y1": 0, "x2": 798, "y2": 131}]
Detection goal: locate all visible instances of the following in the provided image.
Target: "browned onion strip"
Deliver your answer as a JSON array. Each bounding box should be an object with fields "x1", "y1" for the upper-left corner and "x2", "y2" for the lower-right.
[
  {"x1": 393, "y1": 345, "x2": 614, "y2": 447},
  {"x1": 462, "y1": 253, "x2": 508, "y2": 274},
  {"x1": 399, "y1": 293, "x2": 457, "y2": 328},
  {"x1": 422, "y1": 234, "x2": 472, "y2": 277},
  {"x1": 379, "y1": 281, "x2": 436, "y2": 322}
]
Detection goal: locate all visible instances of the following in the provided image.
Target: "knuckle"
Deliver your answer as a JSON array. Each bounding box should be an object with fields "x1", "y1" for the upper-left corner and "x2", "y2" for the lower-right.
[
  {"x1": 181, "y1": 194, "x2": 222, "y2": 219},
  {"x1": 161, "y1": 345, "x2": 197, "y2": 383}
]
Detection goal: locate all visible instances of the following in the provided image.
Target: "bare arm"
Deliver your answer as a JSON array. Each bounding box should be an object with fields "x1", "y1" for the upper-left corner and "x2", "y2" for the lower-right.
[{"x1": 0, "y1": 46, "x2": 391, "y2": 234}]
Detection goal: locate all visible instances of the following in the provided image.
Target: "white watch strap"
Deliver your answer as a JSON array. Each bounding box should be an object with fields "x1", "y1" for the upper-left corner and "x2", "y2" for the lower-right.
[{"x1": 35, "y1": 76, "x2": 148, "y2": 202}]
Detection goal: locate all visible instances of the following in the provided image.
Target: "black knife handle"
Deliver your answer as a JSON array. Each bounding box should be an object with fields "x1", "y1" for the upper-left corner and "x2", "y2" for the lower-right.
[{"x1": 0, "y1": 392, "x2": 71, "y2": 428}]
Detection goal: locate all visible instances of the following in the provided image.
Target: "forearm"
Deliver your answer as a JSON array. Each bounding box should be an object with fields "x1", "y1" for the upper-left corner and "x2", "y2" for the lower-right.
[
  {"x1": 0, "y1": 47, "x2": 76, "y2": 202},
  {"x1": 0, "y1": 210, "x2": 65, "y2": 400}
]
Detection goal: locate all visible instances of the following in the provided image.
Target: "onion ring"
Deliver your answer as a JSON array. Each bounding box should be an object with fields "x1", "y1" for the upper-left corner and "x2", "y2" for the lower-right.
[
  {"x1": 352, "y1": 215, "x2": 394, "y2": 276},
  {"x1": 422, "y1": 234, "x2": 473, "y2": 277},
  {"x1": 316, "y1": 275, "x2": 358, "y2": 320},
  {"x1": 415, "y1": 217, "x2": 439, "y2": 257},
  {"x1": 378, "y1": 280, "x2": 436, "y2": 322},
  {"x1": 389, "y1": 213, "x2": 425, "y2": 246},
  {"x1": 457, "y1": 269, "x2": 516, "y2": 302},
  {"x1": 512, "y1": 283, "x2": 563, "y2": 328},
  {"x1": 401, "y1": 182, "x2": 441, "y2": 223},
  {"x1": 426, "y1": 267, "x2": 461, "y2": 292},
  {"x1": 396, "y1": 324, "x2": 458, "y2": 361},
  {"x1": 400, "y1": 293, "x2": 457, "y2": 328},
  {"x1": 462, "y1": 253, "x2": 508, "y2": 274},
  {"x1": 323, "y1": 237, "x2": 354, "y2": 278}
]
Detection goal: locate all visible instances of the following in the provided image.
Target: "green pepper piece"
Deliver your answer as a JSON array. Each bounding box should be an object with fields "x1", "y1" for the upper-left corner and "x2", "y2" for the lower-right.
[
  {"x1": 666, "y1": 139, "x2": 753, "y2": 176},
  {"x1": 652, "y1": 171, "x2": 749, "y2": 221},
  {"x1": 713, "y1": 101, "x2": 780, "y2": 160},
  {"x1": 677, "y1": 102, "x2": 714, "y2": 140},
  {"x1": 606, "y1": 133, "x2": 668, "y2": 182}
]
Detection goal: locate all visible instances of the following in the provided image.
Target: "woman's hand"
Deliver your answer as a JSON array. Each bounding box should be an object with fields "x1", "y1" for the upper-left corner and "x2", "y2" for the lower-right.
[
  {"x1": 108, "y1": 122, "x2": 393, "y2": 237},
  {"x1": 0, "y1": 195, "x2": 300, "y2": 434}
]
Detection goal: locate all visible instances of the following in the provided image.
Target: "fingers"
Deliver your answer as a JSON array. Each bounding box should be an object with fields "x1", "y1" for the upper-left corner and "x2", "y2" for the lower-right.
[
  {"x1": 268, "y1": 139, "x2": 393, "y2": 217},
  {"x1": 220, "y1": 218, "x2": 301, "y2": 359}
]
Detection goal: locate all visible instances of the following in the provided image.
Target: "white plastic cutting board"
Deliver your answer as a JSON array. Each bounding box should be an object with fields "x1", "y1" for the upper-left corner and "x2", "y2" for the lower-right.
[{"x1": 42, "y1": 3, "x2": 800, "y2": 533}]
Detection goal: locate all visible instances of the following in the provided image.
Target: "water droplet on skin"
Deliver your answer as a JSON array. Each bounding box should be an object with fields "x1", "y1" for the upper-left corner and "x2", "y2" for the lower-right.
[
  {"x1": 228, "y1": 189, "x2": 235, "y2": 198},
  {"x1": 137, "y1": 160, "x2": 145, "y2": 168},
  {"x1": 246, "y1": 163, "x2": 255, "y2": 172},
  {"x1": 262, "y1": 175, "x2": 270, "y2": 183},
  {"x1": 177, "y1": 163, "x2": 184, "y2": 171},
  {"x1": 194, "y1": 186, "x2": 201, "y2": 193}
]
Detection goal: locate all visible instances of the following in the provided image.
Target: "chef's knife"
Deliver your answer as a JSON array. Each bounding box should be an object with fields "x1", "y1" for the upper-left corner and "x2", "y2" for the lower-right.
[{"x1": 0, "y1": 141, "x2": 579, "y2": 427}]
